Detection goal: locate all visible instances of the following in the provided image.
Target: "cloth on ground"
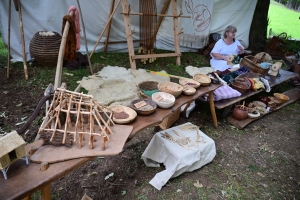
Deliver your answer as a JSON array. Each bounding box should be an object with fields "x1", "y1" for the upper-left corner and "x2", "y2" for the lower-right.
[
  {"x1": 210, "y1": 38, "x2": 244, "y2": 71},
  {"x1": 142, "y1": 122, "x2": 216, "y2": 190}
]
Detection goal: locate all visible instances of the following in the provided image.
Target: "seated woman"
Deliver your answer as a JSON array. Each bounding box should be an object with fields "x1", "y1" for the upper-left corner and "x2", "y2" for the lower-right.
[{"x1": 210, "y1": 25, "x2": 244, "y2": 72}]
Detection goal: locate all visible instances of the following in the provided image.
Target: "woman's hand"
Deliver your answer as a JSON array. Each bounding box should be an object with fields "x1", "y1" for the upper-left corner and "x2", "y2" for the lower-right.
[{"x1": 237, "y1": 45, "x2": 244, "y2": 54}]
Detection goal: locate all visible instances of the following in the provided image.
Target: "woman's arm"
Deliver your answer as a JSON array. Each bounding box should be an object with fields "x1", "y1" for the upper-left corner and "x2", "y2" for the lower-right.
[{"x1": 211, "y1": 53, "x2": 228, "y2": 61}]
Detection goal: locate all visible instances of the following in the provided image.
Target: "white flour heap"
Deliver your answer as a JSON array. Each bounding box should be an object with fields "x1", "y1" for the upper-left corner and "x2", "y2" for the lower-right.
[{"x1": 77, "y1": 66, "x2": 170, "y2": 106}]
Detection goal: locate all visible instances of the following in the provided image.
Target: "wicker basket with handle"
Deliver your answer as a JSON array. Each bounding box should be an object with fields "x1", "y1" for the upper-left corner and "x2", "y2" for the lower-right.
[{"x1": 240, "y1": 55, "x2": 269, "y2": 76}]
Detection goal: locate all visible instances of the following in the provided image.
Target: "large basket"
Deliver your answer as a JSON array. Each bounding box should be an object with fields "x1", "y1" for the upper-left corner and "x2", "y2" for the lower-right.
[
  {"x1": 137, "y1": 81, "x2": 159, "y2": 99},
  {"x1": 240, "y1": 55, "x2": 269, "y2": 76},
  {"x1": 29, "y1": 31, "x2": 62, "y2": 66}
]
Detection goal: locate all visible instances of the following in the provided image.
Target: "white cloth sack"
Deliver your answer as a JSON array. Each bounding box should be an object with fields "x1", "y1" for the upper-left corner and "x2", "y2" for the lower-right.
[{"x1": 142, "y1": 122, "x2": 216, "y2": 190}]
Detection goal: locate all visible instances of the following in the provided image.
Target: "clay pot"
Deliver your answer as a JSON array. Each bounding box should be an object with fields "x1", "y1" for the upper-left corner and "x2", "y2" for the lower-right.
[{"x1": 232, "y1": 105, "x2": 248, "y2": 120}]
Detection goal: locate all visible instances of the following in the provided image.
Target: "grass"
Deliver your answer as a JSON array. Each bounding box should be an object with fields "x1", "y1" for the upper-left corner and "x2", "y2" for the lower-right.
[{"x1": 268, "y1": 0, "x2": 300, "y2": 39}]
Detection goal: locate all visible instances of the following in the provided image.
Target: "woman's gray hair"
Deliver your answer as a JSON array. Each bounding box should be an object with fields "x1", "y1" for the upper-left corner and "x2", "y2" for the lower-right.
[{"x1": 223, "y1": 25, "x2": 237, "y2": 38}]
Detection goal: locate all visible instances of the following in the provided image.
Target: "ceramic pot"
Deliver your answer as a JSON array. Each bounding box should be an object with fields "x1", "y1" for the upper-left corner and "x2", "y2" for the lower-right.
[{"x1": 232, "y1": 105, "x2": 248, "y2": 120}]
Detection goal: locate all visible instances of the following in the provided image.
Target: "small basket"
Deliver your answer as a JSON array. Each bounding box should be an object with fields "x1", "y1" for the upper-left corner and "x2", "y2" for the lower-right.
[
  {"x1": 29, "y1": 31, "x2": 62, "y2": 66},
  {"x1": 157, "y1": 82, "x2": 183, "y2": 97},
  {"x1": 231, "y1": 81, "x2": 250, "y2": 94},
  {"x1": 240, "y1": 55, "x2": 269, "y2": 76},
  {"x1": 193, "y1": 74, "x2": 211, "y2": 86},
  {"x1": 137, "y1": 81, "x2": 159, "y2": 99}
]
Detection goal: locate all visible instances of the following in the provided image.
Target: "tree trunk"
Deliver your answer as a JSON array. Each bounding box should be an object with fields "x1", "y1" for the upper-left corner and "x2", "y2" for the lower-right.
[{"x1": 248, "y1": 0, "x2": 271, "y2": 52}]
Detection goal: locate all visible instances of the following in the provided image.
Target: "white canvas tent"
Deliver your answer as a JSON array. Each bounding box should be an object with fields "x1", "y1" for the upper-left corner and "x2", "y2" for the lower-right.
[{"x1": 0, "y1": 0, "x2": 257, "y2": 62}]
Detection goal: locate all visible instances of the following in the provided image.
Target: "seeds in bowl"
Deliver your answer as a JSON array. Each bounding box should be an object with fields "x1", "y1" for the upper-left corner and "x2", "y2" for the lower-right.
[
  {"x1": 113, "y1": 111, "x2": 129, "y2": 119},
  {"x1": 138, "y1": 104, "x2": 154, "y2": 111}
]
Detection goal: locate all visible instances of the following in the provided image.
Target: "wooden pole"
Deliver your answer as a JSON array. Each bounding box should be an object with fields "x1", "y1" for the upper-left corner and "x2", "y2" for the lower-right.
[
  {"x1": 104, "y1": 0, "x2": 115, "y2": 53},
  {"x1": 17, "y1": 0, "x2": 28, "y2": 80},
  {"x1": 172, "y1": 0, "x2": 181, "y2": 66},
  {"x1": 7, "y1": 0, "x2": 11, "y2": 78},
  {"x1": 154, "y1": 0, "x2": 171, "y2": 40},
  {"x1": 89, "y1": 0, "x2": 121, "y2": 59},
  {"x1": 54, "y1": 10, "x2": 74, "y2": 89},
  {"x1": 76, "y1": 0, "x2": 94, "y2": 75}
]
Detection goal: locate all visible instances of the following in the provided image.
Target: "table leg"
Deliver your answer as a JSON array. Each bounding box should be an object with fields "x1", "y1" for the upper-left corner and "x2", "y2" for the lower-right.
[
  {"x1": 41, "y1": 184, "x2": 51, "y2": 200},
  {"x1": 208, "y1": 91, "x2": 218, "y2": 128}
]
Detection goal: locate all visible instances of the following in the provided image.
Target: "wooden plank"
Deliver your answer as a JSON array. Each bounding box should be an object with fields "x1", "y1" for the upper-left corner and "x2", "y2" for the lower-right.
[
  {"x1": 227, "y1": 88, "x2": 300, "y2": 129},
  {"x1": 154, "y1": 0, "x2": 171, "y2": 40},
  {"x1": 132, "y1": 52, "x2": 181, "y2": 59},
  {"x1": 120, "y1": 12, "x2": 190, "y2": 18}
]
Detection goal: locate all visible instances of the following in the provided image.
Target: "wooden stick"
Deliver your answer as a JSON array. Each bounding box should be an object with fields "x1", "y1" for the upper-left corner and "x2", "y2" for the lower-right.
[
  {"x1": 89, "y1": 0, "x2": 121, "y2": 59},
  {"x1": 120, "y1": 12, "x2": 190, "y2": 18},
  {"x1": 54, "y1": 10, "x2": 74, "y2": 89},
  {"x1": 17, "y1": 0, "x2": 28, "y2": 80},
  {"x1": 7, "y1": 0, "x2": 11, "y2": 78},
  {"x1": 101, "y1": 136, "x2": 108, "y2": 151},
  {"x1": 40, "y1": 162, "x2": 49, "y2": 171},
  {"x1": 76, "y1": 0, "x2": 93, "y2": 74},
  {"x1": 104, "y1": 0, "x2": 115, "y2": 53}
]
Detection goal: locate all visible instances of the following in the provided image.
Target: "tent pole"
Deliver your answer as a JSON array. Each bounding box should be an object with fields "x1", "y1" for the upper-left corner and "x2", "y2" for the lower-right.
[
  {"x1": 104, "y1": 0, "x2": 115, "y2": 53},
  {"x1": 171, "y1": 0, "x2": 181, "y2": 66},
  {"x1": 17, "y1": 0, "x2": 28, "y2": 80},
  {"x1": 76, "y1": 0, "x2": 94, "y2": 74},
  {"x1": 54, "y1": 10, "x2": 74, "y2": 90},
  {"x1": 89, "y1": 0, "x2": 121, "y2": 59},
  {"x1": 7, "y1": 0, "x2": 11, "y2": 78}
]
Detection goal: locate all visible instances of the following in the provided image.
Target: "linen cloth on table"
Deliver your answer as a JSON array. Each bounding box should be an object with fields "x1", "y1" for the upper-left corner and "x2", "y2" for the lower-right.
[{"x1": 142, "y1": 122, "x2": 216, "y2": 190}]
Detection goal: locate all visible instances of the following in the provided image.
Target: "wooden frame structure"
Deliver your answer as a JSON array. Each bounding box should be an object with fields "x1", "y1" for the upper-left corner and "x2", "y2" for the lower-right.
[{"x1": 38, "y1": 88, "x2": 115, "y2": 150}]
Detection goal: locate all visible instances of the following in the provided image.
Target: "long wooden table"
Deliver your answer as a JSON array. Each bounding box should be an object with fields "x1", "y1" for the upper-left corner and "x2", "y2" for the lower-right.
[{"x1": 0, "y1": 83, "x2": 221, "y2": 200}]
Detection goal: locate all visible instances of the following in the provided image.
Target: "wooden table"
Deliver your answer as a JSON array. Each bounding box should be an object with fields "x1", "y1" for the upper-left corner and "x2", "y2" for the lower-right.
[
  {"x1": 0, "y1": 83, "x2": 221, "y2": 200},
  {"x1": 213, "y1": 69, "x2": 298, "y2": 111}
]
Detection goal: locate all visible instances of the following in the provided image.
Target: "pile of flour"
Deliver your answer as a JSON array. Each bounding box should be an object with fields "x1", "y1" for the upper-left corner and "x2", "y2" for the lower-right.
[{"x1": 77, "y1": 66, "x2": 170, "y2": 106}]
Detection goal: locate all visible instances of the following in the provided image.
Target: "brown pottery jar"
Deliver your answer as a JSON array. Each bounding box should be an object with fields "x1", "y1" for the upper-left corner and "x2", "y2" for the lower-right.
[{"x1": 232, "y1": 105, "x2": 248, "y2": 120}]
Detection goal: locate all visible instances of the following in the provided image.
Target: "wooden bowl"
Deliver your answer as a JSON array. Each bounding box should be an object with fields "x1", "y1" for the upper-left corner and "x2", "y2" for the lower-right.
[
  {"x1": 179, "y1": 78, "x2": 200, "y2": 88},
  {"x1": 268, "y1": 96, "x2": 283, "y2": 105},
  {"x1": 274, "y1": 93, "x2": 289, "y2": 104},
  {"x1": 109, "y1": 105, "x2": 137, "y2": 124},
  {"x1": 182, "y1": 86, "x2": 196, "y2": 95},
  {"x1": 193, "y1": 74, "x2": 211, "y2": 86},
  {"x1": 130, "y1": 98, "x2": 157, "y2": 115},
  {"x1": 157, "y1": 82, "x2": 183, "y2": 97},
  {"x1": 152, "y1": 92, "x2": 175, "y2": 109},
  {"x1": 253, "y1": 101, "x2": 266, "y2": 108}
]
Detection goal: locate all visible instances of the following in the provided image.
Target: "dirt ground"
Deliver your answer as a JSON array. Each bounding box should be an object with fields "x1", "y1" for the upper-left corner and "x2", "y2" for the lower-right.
[{"x1": 0, "y1": 64, "x2": 300, "y2": 200}]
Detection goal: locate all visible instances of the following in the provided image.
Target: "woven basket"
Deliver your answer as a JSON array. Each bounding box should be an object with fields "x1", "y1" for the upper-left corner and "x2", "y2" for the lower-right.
[
  {"x1": 157, "y1": 82, "x2": 183, "y2": 97},
  {"x1": 29, "y1": 31, "x2": 62, "y2": 66},
  {"x1": 240, "y1": 55, "x2": 269, "y2": 76},
  {"x1": 137, "y1": 81, "x2": 159, "y2": 99},
  {"x1": 231, "y1": 81, "x2": 250, "y2": 94}
]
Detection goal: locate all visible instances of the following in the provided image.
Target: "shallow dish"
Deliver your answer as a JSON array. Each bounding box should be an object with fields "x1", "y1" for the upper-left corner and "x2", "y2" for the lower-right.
[
  {"x1": 274, "y1": 93, "x2": 289, "y2": 104},
  {"x1": 130, "y1": 98, "x2": 157, "y2": 115},
  {"x1": 182, "y1": 86, "x2": 196, "y2": 95},
  {"x1": 157, "y1": 82, "x2": 183, "y2": 97},
  {"x1": 179, "y1": 78, "x2": 200, "y2": 88},
  {"x1": 193, "y1": 74, "x2": 211, "y2": 86},
  {"x1": 248, "y1": 110, "x2": 260, "y2": 119},
  {"x1": 152, "y1": 92, "x2": 175, "y2": 109},
  {"x1": 109, "y1": 105, "x2": 137, "y2": 124},
  {"x1": 253, "y1": 101, "x2": 266, "y2": 108}
]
